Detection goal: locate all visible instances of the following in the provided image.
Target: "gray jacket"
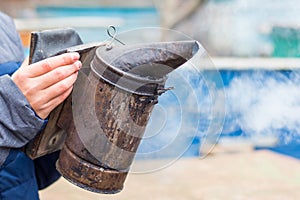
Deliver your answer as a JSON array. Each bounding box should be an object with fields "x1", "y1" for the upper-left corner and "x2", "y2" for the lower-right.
[{"x1": 0, "y1": 12, "x2": 44, "y2": 166}]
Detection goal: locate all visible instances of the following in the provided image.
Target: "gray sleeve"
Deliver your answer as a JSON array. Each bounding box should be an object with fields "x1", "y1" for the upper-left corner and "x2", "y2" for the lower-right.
[
  {"x1": 0, "y1": 75, "x2": 45, "y2": 164},
  {"x1": 0, "y1": 12, "x2": 24, "y2": 64}
]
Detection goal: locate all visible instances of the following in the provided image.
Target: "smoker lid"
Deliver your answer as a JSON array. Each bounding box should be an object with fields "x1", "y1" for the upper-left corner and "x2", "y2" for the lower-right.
[{"x1": 91, "y1": 40, "x2": 200, "y2": 96}]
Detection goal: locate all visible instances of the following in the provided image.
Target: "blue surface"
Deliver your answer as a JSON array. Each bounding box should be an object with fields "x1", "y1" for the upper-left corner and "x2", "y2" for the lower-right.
[
  {"x1": 35, "y1": 6, "x2": 160, "y2": 43},
  {"x1": 255, "y1": 143, "x2": 300, "y2": 159},
  {"x1": 255, "y1": 134, "x2": 300, "y2": 159},
  {"x1": 36, "y1": 6, "x2": 157, "y2": 17}
]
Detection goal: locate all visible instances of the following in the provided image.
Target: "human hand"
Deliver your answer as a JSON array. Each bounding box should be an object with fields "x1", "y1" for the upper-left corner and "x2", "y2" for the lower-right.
[{"x1": 11, "y1": 52, "x2": 81, "y2": 119}]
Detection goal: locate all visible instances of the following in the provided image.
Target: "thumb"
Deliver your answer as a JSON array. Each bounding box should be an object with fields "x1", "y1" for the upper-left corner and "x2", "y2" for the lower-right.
[{"x1": 17, "y1": 57, "x2": 29, "y2": 70}]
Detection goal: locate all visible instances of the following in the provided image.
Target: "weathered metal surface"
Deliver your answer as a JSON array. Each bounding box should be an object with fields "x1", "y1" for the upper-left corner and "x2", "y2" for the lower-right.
[
  {"x1": 65, "y1": 74, "x2": 158, "y2": 170},
  {"x1": 56, "y1": 41, "x2": 200, "y2": 193},
  {"x1": 57, "y1": 145, "x2": 127, "y2": 194},
  {"x1": 24, "y1": 28, "x2": 200, "y2": 194},
  {"x1": 92, "y1": 41, "x2": 199, "y2": 95}
]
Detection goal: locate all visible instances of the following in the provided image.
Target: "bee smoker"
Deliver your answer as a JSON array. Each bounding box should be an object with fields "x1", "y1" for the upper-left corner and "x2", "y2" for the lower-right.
[{"x1": 25, "y1": 28, "x2": 201, "y2": 193}]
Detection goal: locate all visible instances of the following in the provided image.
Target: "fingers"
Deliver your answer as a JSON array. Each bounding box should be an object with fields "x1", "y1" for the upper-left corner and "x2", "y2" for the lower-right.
[
  {"x1": 35, "y1": 86, "x2": 74, "y2": 119},
  {"x1": 22, "y1": 57, "x2": 29, "y2": 66},
  {"x1": 44, "y1": 71, "x2": 79, "y2": 101},
  {"x1": 27, "y1": 52, "x2": 80, "y2": 77},
  {"x1": 29, "y1": 71, "x2": 78, "y2": 119},
  {"x1": 11, "y1": 52, "x2": 82, "y2": 119},
  {"x1": 35, "y1": 60, "x2": 82, "y2": 89}
]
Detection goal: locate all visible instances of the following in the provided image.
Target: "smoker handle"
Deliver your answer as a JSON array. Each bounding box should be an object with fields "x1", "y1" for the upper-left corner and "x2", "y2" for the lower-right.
[{"x1": 25, "y1": 28, "x2": 84, "y2": 159}]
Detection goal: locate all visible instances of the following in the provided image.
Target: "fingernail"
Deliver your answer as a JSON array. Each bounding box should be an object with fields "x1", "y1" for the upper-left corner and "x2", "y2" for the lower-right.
[
  {"x1": 74, "y1": 60, "x2": 82, "y2": 69},
  {"x1": 72, "y1": 52, "x2": 80, "y2": 60}
]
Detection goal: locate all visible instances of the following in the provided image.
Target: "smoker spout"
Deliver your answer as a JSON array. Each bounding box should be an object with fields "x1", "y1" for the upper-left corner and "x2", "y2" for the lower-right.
[
  {"x1": 91, "y1": 40, "x2": 200, "y2": 95},
  {"x1": 101, "y1": 40, "x2": 199, "y2": 77}
]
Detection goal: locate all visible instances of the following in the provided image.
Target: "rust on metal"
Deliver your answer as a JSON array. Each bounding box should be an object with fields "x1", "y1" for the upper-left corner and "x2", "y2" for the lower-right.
[
  {"x1": 26, "y1": 36, "x2": 200, "y2": 194},
  {"x1": 57, "y1": 145, "x2": 127, "y2": 194}
]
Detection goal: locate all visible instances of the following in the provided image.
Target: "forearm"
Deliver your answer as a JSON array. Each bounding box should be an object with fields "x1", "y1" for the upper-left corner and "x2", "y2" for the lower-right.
[{"x1": 0, "y1": 75, "x2": 44, "y2": 149}]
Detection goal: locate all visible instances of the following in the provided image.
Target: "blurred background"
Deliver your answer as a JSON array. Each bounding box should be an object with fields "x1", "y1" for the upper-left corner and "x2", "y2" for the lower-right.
[
  {"x1": 3, "y1": 0, "x2": 300, "y2": 57},
  {"x1": 1, "y1": 0, "x2": 300, "y2": 199}
]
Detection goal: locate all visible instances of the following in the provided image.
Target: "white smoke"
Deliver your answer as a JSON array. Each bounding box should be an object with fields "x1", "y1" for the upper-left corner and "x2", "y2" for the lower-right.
[
  {"x1": 224, "y1": 70, "x2": 300, "y2": 144},
  {"x1": 135, "y1": 65, "x2": 225, "y2": 162},
  {"x1": 137, "y1": 69, "x2": 300, "y2": 160},
  {"x1": 132, "y1": 65, "x2": 300, "y2": 174}
]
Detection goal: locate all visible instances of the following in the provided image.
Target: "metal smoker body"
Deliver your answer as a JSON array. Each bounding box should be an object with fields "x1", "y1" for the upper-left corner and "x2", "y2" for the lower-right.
[{"x1": 25, "y1": 28, "x2": 200, "y2": 193}]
